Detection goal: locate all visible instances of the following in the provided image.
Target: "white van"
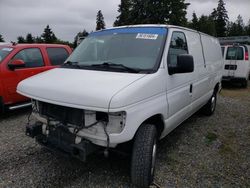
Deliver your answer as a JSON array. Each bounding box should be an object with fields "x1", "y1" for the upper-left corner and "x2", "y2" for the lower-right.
[
  {"x1": 221, "y1": 44, "x2": 250, "y2": 87},
  {"x1": 17, "y1": 25, "x2": 223, "y2": 187}
]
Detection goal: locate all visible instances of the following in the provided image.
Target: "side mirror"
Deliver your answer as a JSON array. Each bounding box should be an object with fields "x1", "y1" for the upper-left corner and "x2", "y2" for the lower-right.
[
  {"x1": 8, "y1": 59, "x2": 25, "y2": 70},
  {"x1": 168, "y1": 54, "x2": 194, "y2": 75}
]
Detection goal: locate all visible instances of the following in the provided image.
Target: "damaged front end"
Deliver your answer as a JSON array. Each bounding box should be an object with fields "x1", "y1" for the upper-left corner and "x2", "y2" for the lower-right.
[{"x1": 26, "y1": 100, "x2": 126, "y2": 161}]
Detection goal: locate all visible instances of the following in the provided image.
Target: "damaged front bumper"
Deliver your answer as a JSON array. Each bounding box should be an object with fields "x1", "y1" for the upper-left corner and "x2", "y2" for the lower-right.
[{"x1": 26, "y1": 122, "x2": 99, "y2": 161}]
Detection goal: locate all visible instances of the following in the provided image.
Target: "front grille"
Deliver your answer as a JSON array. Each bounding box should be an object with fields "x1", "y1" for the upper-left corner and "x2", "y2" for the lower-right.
[
  {"x1": 225, "y1": 64, "x2": 237, "y2": 70},
  {"x1": 39, "y1": 101, "x2": 84, "y2": 126}
]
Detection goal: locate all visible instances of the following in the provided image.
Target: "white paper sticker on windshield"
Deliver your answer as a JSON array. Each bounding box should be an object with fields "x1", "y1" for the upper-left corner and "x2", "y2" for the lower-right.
[
  {"x1": 2, "y1": 48, "x2": 13, "y2": 52},
  {"x1": 136, "y1": 33, "x2": 158, "y2": 40}
]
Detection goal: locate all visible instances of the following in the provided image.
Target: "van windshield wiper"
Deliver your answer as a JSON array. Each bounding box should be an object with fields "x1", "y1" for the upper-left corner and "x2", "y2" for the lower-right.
[
  {"x1": 61, "y1": 61, "x2": 81, "y2": 69},
  {"x1": 91, "y1": 62, "x2": 139, "y2": 73}
]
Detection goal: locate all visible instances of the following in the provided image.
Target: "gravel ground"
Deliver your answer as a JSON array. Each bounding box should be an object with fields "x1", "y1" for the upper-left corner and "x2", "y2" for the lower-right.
[{"x1": 0, "y1": 82, "x2": 249, "y2": 188}]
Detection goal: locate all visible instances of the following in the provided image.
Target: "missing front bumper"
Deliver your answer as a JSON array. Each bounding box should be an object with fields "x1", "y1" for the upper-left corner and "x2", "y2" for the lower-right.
[{"x1": 26, "y1": 122, "x2": 99, "y2": 162}]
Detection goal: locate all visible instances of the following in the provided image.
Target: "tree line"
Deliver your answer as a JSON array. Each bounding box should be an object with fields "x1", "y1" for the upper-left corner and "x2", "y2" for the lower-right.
[{"x1": 0, "y1": 0, "x2": 249, "y2": 46}]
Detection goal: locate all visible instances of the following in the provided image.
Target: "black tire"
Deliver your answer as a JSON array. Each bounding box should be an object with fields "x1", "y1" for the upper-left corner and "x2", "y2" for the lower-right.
[
  {"x1": 202, "y1": 91, "x2": 217, "y2": 116},
  {"x1": 131, "y1": 124, "x2": 157, "y2": 187},
  {"x1": 242, "y1": 79, "x2": 248, "y2": 88}
]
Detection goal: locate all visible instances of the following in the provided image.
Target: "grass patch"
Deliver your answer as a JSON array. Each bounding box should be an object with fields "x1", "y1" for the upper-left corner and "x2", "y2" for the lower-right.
[
  {"x1": 219, "y1": 144, "x2": 234, "y2": 156},
  {"x1": 205, "y1": 132, "x2": 218, "y2": 144}
]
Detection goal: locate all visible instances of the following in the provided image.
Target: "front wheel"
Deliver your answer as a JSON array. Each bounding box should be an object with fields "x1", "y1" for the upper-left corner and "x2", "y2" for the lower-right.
[
  {"x1": 131, "y1": 124, "x2": 157, "y2": 187},
  {"x1": 202, "y1": 91, "x2": 217, "y2": 116}
]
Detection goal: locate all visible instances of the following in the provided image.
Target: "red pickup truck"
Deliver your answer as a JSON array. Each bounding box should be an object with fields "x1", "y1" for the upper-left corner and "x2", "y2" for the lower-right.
[{"x1": 0, "y1": 43, "x2": 72, "y2": 112}]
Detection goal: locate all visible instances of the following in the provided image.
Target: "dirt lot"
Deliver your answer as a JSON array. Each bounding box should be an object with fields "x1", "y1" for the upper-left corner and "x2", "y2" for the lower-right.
[{"x1": 0, "y1": 82, "x2": 249, "y2": 188}]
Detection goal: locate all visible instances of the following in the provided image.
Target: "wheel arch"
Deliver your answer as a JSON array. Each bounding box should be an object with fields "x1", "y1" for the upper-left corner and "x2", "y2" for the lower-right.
[{"x1": 137, "y1": 114, "x2": 165, "y2": 139}]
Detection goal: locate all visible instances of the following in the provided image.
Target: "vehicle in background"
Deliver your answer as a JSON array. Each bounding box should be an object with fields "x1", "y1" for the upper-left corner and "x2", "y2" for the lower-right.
[
  {"x1": 221, "y1": 44, "x2": 250, "y2": 87},
  {"x1": 18, "y1": 25, "x2": 223, "y2": 187},
  {"x1": 0, "y1": 43, "x2": 72, "y2": 112}
]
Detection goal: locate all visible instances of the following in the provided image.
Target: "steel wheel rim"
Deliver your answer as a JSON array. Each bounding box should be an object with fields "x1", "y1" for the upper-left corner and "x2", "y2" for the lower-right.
[
  {"x1": 151, "y1": 139, "x2": 157, "y2": 176},
  {"x1": 211, "y1": 95, "x2": 216, "y2": 112}
]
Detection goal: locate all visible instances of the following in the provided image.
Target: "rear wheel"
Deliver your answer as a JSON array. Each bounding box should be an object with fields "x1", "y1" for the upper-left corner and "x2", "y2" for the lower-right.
[
  {"x1": 131, "y1": 124, "x2": 157, "y2": 187},
  {"x1": 202, "y1": 91, "x2": 217, "y2": 116}
]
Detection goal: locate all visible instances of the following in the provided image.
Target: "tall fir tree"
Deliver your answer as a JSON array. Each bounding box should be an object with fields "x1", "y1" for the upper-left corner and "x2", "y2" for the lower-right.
[
  {"x1": 191, "y1": 12, "x2": 199, "y2": 30},
  {"x1": 41, "y1": 25, "x2": 57, "y2": 43},
  {"x1": 26, "y1": 33, "x2": 34, "y2": 43},
  {"x1": 235, "y1": 15, "x2": 245, "y2": 35},
  {"x1": 114, "y1": 0, "x2": 188, "y2": 26},
  {"x1": 0, "y1": 34, "x2": 4, "y2": 42},
  {"x1": 198, "y1": 15, "x2": 216, "y2": 36},
  {"x1": 215, "y1": 0, "x2": 228, "y2": 37},
  {"x1": 17, "y1": 36, "x2": 26, "y2": 43},
  {"x1": 245, "y1": 19, "x2": 250, "y2": 35},
  {"x1": 227, "y1": 15, "x2": 245, "y2": 36},
  {"x1": 73, "y1": 29, "x2": 89, "y2": 48},
  {"x1": 114, "y1": 0, "x2": 132, "y2": 26},
  {"x1": 167, "y1": 0, "x2": 188, "y2": 26},
  {"x1": 96, "y1": 10, "x2": 106, "y2": 31}
]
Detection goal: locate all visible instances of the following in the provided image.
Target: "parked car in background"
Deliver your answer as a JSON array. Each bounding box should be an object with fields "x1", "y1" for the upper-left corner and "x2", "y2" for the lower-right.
[
  {"x1": 221, "y1": 44, "x2": 250, "y2": 87},
  {"x1": 18, "y1": 25, "x2": 223, "y2": 187},
  {"x1": 0, "y1": 43, "x2": 72, "y2": 112}
]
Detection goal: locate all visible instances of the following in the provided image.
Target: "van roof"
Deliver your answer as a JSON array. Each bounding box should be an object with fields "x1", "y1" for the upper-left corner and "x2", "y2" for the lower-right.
[{"x1": 95, "y1": 24, "x2": 215, "y2": 38}]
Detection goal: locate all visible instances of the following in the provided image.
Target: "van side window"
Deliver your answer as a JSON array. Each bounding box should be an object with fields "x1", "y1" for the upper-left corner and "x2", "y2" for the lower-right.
[
  {"x1": 46, "y1": 47, "x2": 69, "y2": 65},
  {"x1": 167, "y1": 32, "x2": 188, "y2": 67},
  {"x1": 226, "y1": 47, "x2": 244, "y2": 60},
  {"x1": 11, "y1": 48, "x2": 44, "y2": 68}
]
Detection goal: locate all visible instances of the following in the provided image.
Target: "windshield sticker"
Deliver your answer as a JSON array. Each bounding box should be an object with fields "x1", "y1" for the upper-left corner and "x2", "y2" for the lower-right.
[
  {"x1": 136, "y1": 33, "x2": 158, "y2": 40},
  {"x1": 2, "y1": 48, "x2": 13, "y2": 52}
]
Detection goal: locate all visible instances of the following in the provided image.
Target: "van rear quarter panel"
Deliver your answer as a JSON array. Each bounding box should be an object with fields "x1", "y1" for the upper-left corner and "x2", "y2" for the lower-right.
[{"x1": 200, "y1": 34, "x2": 223, "y2": 90}]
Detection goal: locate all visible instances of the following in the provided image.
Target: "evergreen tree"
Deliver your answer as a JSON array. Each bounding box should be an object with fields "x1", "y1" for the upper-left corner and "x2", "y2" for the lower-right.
[
  {"x1": 17, "y1": 36, "x2": 26, "y2": 43},
  {"x1": 114, "y1": 0, "x2": 188, "y2": 26},
  {"x1": 191, "y1": 12, "x2": 199, "y2": 30},
  {"x1": 198, "y1": 15, "x2": 216, "y2": 36},
  {"x1": 114, "y1": 0, "x2": 132, "y2": 26},
  {"x1": 35, "y1": 36, "x2": 44, "y2": 43},
  {"x1": 215, "y1": 0, "x2": 228, "y2": 37},
  {"x1": 73, "y1": 29, "x2": 89, "y2": 48},
  {"x1": 96, "y1": 10, "x2": 106, "y2": 31},
  {"x1": 167, "y1": 0, "x2": 188, "y2": 26},
  {"x1": 0, "y1": 34, "x2": 4, "y2": 42},
  {"x1": 235, "y1": 15, "x2": 245, "y2": 35},
  {"x1": 227, "y1": 15, "x2": 245, "y2": 36},
  {"x1": 26, "y1": 33, "x2": 34, "y2": 43},
  {"x1": 41, "y1": 25, "x2": 57, "y2": 43},
  {"x1": 245, "y1": 19, "x2": 250, "y2": 35}
]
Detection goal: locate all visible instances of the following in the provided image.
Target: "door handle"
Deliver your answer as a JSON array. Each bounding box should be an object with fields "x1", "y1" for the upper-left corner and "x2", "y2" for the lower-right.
[{"x1": 190, "y1": 84, "x2": 193, "y2": 93}]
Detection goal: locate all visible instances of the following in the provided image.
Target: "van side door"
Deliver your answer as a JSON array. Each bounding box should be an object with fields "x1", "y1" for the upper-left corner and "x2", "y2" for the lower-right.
[{"x1": 164, "y1": 30, "x2": 194, "y2": 135}]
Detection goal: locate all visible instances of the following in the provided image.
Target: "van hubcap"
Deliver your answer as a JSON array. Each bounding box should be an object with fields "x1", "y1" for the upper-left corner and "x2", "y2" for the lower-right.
[
  {"x1": 211, "y1": 95, "x2": 216, "y2": 112},
  {"x1": 151, "y1": 140, "x2": 157, "y2": 176}
]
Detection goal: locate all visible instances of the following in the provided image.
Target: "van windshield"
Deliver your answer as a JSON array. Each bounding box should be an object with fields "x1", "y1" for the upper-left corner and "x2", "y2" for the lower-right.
[
  {"x1": 66, "y1": 27, "x2": 167, "y2": 73},
  {"x1": 0, "y1": 47, "x2": 13, "y2": 62}
]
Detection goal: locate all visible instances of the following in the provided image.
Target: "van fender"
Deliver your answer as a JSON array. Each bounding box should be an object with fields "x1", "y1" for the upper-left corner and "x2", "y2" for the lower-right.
[{"x1": 108, "y1": 92, "x2": 168, "y2": 144}]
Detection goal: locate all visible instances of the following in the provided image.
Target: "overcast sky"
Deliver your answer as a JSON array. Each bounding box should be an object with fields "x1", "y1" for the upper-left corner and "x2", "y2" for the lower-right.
[{"x1": 0, "y1": 0, "x2": 249, "y2": 42}]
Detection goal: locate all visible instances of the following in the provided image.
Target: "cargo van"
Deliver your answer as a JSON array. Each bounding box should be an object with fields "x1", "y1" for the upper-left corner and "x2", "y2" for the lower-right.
[
  {"x1": 221, "y1": 44, "x2": 250, "y2": 87},
  {"x1": 17, "y1": 25, "x2": 223, "y2": 187}
]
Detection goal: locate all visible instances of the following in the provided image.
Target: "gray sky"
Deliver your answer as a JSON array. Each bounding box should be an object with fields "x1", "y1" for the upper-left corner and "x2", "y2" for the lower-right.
[{"x1": 0, "y1": 0, "x2": 249, "y2": 42}]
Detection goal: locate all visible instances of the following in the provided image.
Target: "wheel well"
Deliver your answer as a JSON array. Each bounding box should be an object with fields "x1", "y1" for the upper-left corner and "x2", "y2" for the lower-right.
[
  {"x1": 214, "y1": 83, "x2": 220, "y2": 93},
  {"x1": 141, "y1": 114, "x2": 164, "y2": 138}
]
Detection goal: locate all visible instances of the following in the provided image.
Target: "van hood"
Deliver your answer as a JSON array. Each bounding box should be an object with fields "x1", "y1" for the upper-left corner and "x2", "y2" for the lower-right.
[{"x1": 17, "y1": 68, "x2": 146, "y2": 110}]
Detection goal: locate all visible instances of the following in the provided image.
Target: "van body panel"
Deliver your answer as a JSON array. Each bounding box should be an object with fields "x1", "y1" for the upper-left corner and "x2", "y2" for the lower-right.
[
  {"x1": 18, "y1": 25, "x2": 223, "y2": 147},
  {"x1": 17, "y1": 68, "x2": 147, "y2": 110}
]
